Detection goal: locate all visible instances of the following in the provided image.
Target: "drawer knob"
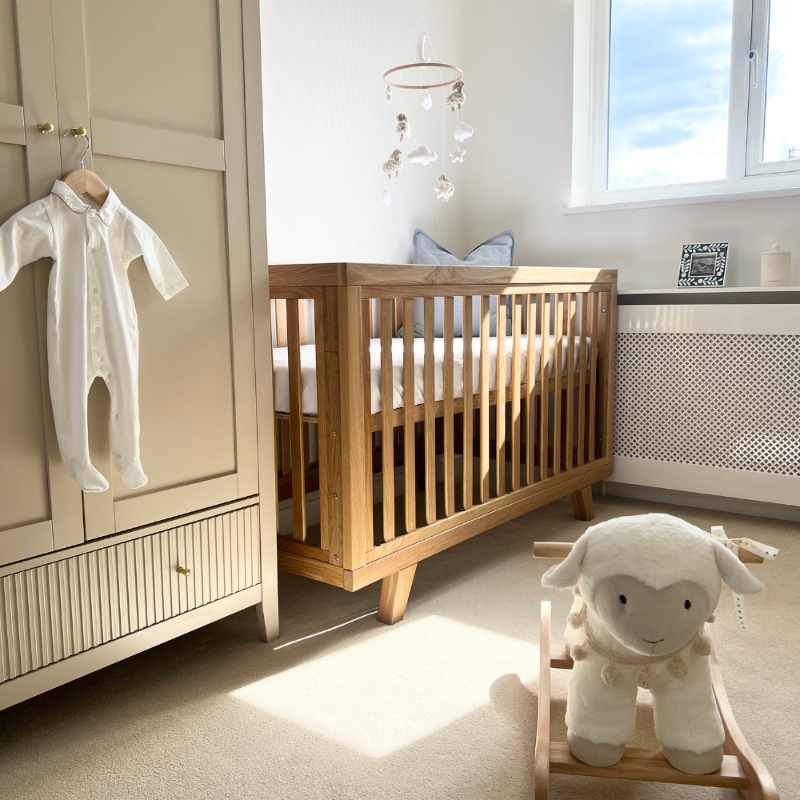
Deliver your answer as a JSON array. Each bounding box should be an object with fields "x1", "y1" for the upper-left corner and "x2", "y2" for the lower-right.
[
  {"x1": 37, "y1": 122, "x2": 55, "y2": 134},
  {"x1": 176, "y1": 566, "x2": 191, "y2": 577}
]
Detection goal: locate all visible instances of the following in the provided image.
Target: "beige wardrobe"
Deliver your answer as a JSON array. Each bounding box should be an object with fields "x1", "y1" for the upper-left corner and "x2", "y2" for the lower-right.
[{"x1": 0, "y1": 0, "x2": 278, "y2": 709}]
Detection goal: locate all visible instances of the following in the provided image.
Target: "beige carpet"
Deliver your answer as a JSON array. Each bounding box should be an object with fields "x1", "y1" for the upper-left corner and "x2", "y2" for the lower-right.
[{"x1": 0, "y1": 496, "x2": 796, "y2": 800}]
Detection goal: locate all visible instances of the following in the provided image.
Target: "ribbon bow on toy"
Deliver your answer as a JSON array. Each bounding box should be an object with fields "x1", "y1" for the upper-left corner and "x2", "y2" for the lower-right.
[{"x1": 710, "y1": 525, "x2": 778, "y2": 630}]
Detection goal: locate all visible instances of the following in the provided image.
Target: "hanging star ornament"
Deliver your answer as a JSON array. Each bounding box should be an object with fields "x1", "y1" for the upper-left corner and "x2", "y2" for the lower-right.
[
  {"x1": 449, "y1": 145, "x2": 466, "y2": 163},
  {"x1": 434, "y1": 174, "x2": 454, "y2": 201}
]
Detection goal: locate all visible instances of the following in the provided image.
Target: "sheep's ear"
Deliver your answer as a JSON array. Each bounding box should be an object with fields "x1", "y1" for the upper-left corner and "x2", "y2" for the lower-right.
[
  {"x1": 541, "y1": 534, "x2": 589, "y2": 589},
  {"x1": 712, "y1": 540, "x2": 764, "y2": 595}
]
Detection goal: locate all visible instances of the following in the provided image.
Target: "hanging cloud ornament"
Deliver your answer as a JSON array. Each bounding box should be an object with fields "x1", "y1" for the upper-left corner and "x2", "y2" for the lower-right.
[
  {"x1": 420, "y1": 92, "x2": 432, "y2": 111},
  {"x1": 381, "y1": 189, "x2": 392, "y2": 207},
  {"x1": 453, "y1": 122, "x2": 474, "y2": 142},
  {"x1": 407, "y1": 145, "x2": 438, "y2": 165},
  {"x1": 386, "y1": 85, "x2": 392, "y2": 103}
]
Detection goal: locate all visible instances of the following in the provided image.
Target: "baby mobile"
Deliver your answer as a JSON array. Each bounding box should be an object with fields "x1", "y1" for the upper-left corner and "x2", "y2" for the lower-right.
[{"x1": 381, "y1": 25, "x2": 472, "y2": 207}]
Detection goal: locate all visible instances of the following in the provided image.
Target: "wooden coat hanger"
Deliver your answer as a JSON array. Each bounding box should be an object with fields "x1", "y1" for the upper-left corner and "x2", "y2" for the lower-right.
[{"x1": 62, "y1": 127, "x2": 109, "y2": 206}]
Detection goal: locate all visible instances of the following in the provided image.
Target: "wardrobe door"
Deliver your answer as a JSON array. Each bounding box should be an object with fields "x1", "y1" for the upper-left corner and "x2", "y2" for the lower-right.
[
  {"x1": 0, "y1": 0, "x2": 84, "y2": 567},
  {"x1": 49, "y1": 0, "x2": 259, "y2": 538}
]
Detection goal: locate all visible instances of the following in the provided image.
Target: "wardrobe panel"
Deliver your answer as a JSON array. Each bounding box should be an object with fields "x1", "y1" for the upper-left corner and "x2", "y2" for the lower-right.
[
  {"x1": 0, "y1": 0, "x2": 20, "y2": 106},
  {"x1": 49, "y1": 0, "x2": 258, "y2": 538},
  {"x1": 0, "y1": 145, "x2": 50, "y2": 533},
  {"x1": 0, "y1": 0, "x2": 85, "y2": 564},
  {"x1": 82, "y1": 0, "x2": 222, "y2": 139},
  {"x1": 92, "y1": 155, "x2": 237, "y2": 499}
]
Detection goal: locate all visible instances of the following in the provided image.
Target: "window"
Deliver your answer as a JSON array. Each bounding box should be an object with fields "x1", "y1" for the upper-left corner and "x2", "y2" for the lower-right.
[{"x1": 570, "y1": 0, "x2": 800, "y2": 208}]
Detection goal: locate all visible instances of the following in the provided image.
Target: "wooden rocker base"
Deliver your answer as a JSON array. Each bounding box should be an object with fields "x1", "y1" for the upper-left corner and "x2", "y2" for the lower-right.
[{"x1": 535, "y1": 601, "x2": 779, "y2": 799}]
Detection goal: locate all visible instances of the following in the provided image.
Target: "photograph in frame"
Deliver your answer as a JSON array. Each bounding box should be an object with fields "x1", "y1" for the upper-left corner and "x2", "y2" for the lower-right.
[{"x1": 678, "y1": 243, "x2": 729, "y2": 287}]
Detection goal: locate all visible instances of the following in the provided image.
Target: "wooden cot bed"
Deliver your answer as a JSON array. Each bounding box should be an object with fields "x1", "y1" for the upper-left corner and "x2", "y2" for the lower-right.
[{"x1": 269, "y1": 263, "x2": 617, "y2": 624}]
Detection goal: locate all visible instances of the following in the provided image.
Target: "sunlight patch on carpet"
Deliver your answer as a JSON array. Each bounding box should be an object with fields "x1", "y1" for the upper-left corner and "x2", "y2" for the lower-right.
[{"x1": 231, "y1": 615, "x2": 537, "y2": 757}]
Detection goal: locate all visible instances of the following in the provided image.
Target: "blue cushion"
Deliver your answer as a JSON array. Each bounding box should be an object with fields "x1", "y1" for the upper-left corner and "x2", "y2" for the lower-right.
[{"x1": 409, "y1": 229, "x2": 515, "y2": 337}]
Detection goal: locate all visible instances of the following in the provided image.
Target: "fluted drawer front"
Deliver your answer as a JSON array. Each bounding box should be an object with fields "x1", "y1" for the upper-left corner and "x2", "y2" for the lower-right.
[{"x1": 0, "y1": 505, "x2": 260, "y2": 684}]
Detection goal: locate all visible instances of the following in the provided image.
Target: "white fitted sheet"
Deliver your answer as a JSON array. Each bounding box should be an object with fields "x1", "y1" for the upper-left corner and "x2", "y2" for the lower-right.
[{"x1": 273, "y1": 334, "x2": 587, "y2": 416}]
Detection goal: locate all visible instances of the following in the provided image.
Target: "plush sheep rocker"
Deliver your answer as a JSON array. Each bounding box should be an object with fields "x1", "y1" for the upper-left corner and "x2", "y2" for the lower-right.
[{"x1": 542, "y1": 513, "x2": 764, "y2": 775}]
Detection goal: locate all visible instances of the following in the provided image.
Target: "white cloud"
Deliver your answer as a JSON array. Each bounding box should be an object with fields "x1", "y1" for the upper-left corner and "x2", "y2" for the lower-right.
[
  {"x1": 381, "y1": 189, "x2": 391, "y2": 207},
  {"x1": 454, "y1": 122, "x2": 474, "y2": 142},
  {"x1": 407, "y1": 145, "x2": 438, "y2": 165},
  {"x1": 421, "y1": 92, "x2": 432, "y2": 111}
]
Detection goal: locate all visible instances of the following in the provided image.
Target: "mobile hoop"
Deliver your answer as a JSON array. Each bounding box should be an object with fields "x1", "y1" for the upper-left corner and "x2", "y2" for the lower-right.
[{"x1": 382, "y1": 62, "x2": 463, "y2": 90}]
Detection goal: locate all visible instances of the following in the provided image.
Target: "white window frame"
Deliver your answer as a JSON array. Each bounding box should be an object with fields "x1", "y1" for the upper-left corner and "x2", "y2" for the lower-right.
[{"x1": 569, "y1": 0, "x2": 800, "y2": 211}]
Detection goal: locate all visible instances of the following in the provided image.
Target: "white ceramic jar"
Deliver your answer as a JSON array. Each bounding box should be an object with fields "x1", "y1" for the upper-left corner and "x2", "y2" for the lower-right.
[{"x1": 760, "y1": 244, "x2": 791, "y2": 287}]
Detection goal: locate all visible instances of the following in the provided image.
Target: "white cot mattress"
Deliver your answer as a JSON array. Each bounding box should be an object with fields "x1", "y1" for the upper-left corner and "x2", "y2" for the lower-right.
[{"x1": 273, "y1": 334, "x2": 588, "y2": 417}]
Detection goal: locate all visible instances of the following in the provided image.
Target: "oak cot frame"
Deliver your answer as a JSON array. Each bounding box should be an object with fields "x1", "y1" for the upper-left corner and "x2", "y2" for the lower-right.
[
  {"x1": 269, "y1": 263, "x2": 617, "y2": 624},
  {"x1": 533, "y1": 542, "x2": 778, "y2": 799}
]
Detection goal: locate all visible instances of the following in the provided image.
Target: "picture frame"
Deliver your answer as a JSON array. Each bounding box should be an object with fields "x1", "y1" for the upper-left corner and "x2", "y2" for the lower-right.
[{"x1": 678, "y1": 242, "x2": 729, "y2": 287}]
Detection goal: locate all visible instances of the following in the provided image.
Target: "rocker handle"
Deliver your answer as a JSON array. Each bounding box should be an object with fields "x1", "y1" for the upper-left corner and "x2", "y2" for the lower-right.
[{"x1": 533, "y1": 541, "x2": 764, "y2": 564}]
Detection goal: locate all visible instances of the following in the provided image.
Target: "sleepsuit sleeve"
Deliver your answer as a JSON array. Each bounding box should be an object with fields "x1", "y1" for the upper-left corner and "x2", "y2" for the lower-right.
[
  {"x1": 124, "y1": 210, "x2": 188, "y2": 300},
  {"x1": 0, "y1": 201, "x2": 55, "y2": 293}
]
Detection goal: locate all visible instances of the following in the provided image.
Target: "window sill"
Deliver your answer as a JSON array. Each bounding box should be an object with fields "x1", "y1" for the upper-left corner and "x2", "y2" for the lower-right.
[{"x1": 561, "y1": 185, "x2": 800, "y2": 215}]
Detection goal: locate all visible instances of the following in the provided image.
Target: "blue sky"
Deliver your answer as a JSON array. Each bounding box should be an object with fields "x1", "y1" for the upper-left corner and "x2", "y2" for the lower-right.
[{"x1": 607, "y1": 0, "x2": 733, "y2": 190}]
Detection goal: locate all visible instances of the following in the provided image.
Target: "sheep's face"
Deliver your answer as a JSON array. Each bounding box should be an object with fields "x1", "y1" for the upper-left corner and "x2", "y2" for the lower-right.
[{"x1": 593, "y1": 576, "x2": 711, "y2": 656}]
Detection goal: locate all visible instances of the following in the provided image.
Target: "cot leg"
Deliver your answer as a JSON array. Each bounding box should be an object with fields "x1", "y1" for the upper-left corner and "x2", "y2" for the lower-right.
[
  {"x1": 377, "y1": 564, "x2": 417, "y2": 625},
  {"x1": 570, "y1": 485, "x2": 594, "y2": 521}
]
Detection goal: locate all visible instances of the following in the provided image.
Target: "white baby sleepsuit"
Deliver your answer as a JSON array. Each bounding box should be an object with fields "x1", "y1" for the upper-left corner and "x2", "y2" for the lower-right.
[{"x1": 0, "y1": 180, "x2": 188, "y2": 492}]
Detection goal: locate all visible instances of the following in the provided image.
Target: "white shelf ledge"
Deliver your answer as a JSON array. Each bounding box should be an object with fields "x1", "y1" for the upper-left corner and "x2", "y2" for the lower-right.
[{"x1": 619, "y1": 286, "x2": 798, "y2": 294}]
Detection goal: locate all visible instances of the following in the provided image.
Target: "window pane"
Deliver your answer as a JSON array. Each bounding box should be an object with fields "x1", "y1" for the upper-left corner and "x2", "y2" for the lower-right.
[
  {"x1": 607, "y1": 0, "x2": 733, "y2": 191},
  {"x1": 763, "y1": 0, "x2": 800, "y2": 163}
]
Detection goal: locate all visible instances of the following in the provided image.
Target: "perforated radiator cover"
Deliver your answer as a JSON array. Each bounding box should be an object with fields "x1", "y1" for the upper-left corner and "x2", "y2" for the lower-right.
[{"x1": 614, "y1": 333, "x2": 800, "y2": 477}]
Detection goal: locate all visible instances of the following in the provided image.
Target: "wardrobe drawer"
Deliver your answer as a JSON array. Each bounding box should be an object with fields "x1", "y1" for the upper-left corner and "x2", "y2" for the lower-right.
[{"x1": 0, "y1": 505, "x2": 260, "y2": 684}]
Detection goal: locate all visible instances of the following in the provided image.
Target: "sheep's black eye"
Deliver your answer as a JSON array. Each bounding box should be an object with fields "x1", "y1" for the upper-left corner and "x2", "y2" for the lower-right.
[
  {"x1": 619, "y1": 595, "x2": 627, "y2": 604},
  {"x1": 684, "y1": 600, "x2": 691, "y2": 610}
]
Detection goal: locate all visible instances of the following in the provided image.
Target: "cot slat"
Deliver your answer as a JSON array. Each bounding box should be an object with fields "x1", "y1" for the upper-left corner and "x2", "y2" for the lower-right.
[
  {"x1": 539, "y1": 295, "x2": 551, "y2": 480},
  {"x1": 526, "y1": 295, "x2": 537, "y2": 485},
  {"x1": 462, "y1": 296, "x2": 474, "y2": 510},
  {"x1": 424, "y1": 297, "x2": 436, "y2": 524},
  {"x1": 511, "y1": 294, "x2": 522, "y2": 491},
  {"x1": 275, "y1": 299, "x2": 292, "y2": 478},
  {"x1": 314, "y1": 297, "x2": 331, "y2": 551},
  {"x1": 403, "y1": 298, "x2": 416, "y2": 533},
  {"x1": 380, "y1": 300, "x2": 395, "y2": 541},
  {"x1": 553, "y1": 294, "x2": 564, "y2": 476},
  {"x1": 577, "y1": 293, "x2": 588, "y2": 467},
  {"x1": 566, "y1": 293, "x2": 576, "y2": 470},
  {"x1": 443, "y1": 296, "x2": 455, "y2": 517},
  {"x1": 588, "y1": 293, "x2": 598, "y2": 462},
  {"x1": 298, "y1": 298, "x2": 311, "y2": 467},
  {"x1": 598, "y1": 291, "x2": 610, "y2": 459},
  {"x1": 495, "y1": 296, "x2": 507, "y2": 497},
  {"x1": 479, "y1": 296, "x2": 490, "y2": 503},
  {"x1": 362, "y1": 300, "x2": 375, "y2": 544},
  {"x1": 286, "y1": 299, "x2": 306, "y2": 540}
]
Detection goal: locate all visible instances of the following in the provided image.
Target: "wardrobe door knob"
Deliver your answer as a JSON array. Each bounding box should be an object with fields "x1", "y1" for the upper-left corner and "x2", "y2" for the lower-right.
[
  {"x1": 176, "y1": 566, "x2": 191, "y2": 577},
  {"x1": 37, "y1": 122, "x2": 55, "y2": 134}
]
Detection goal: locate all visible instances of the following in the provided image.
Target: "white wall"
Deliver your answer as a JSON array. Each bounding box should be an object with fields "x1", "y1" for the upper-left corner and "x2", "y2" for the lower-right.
[
  {"x1": 461, "y1": 0, "x2": 800, "y2": 289},
  {"x1": 263, "y1": 1, "x2": 466, "y2": 265}
]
